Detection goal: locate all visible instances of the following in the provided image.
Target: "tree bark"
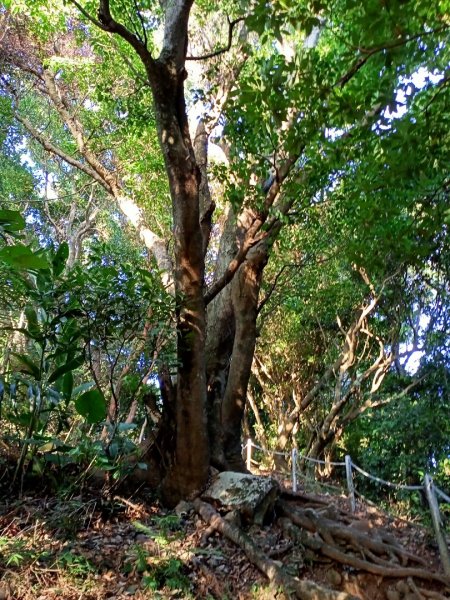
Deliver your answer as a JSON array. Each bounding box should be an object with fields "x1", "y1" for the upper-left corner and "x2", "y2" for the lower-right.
[
  {"x1": 205, "y1": 206, "x2": 238, "y2": 467},
  {"x1": 222, "y1": 241, "x2": 269, "y2": 470},
  {"x1": 94, "y1": 0, "x2": 211, "y2": 503},
  {"x1": 148, "y1": 65, "x2": 209, "y2": 503}
]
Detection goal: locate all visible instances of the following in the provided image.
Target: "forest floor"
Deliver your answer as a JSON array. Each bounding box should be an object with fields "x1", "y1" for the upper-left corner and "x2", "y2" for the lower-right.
[{"x1": 0, "y1": 471, "x2": 449, "y2": 600}]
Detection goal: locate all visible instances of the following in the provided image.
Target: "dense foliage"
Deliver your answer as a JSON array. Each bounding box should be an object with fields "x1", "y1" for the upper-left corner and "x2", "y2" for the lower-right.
[{"x1": 0, "y1": 0, "x2": 448, "y2": 514}]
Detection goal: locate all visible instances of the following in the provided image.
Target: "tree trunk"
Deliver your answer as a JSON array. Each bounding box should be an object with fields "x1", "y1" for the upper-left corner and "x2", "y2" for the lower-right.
[
  {"x1": 222, "y1": 241, "x2": 268, "y2": 470},
  {"x1": 205, "y1": 206, "x2": 238, "y2": 468},
  {"x1": 147, "y1": 63, "x2": 209, "y2": 504}
]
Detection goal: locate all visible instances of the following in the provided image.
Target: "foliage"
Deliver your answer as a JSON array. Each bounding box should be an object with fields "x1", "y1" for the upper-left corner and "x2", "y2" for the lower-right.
[
  {"x1": 0, "y1": 0, "x2": 449, "y2": 507},
  {"x1": 142, "y1": 557, "x2": 191, "y2": 593},
  {"x1": 343, "y1": 359, "x2": 450, "y2": 508},
  {"x1": 125, "y1": 517, "x2": 190, "y2": 594},
  {"x1": 0, "y1": 208, "x2": 172, "y2": 485}
]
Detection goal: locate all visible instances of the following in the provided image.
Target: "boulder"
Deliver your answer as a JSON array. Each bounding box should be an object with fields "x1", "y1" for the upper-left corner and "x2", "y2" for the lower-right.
[{"x1": 202, "y1": 471, "x2": 280, "y2": 525}]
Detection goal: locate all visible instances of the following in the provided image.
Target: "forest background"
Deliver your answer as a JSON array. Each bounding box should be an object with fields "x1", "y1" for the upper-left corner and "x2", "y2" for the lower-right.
[{"x1": 0, "y1": 0, "x2": 449, "y2": 513}]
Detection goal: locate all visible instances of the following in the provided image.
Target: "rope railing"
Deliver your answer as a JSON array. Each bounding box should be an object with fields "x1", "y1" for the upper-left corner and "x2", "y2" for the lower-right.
[
  {"x1": 350, "y1": 461, "x2": 423, "y2": 491},
  {"x1": 243, "y1": 437, "x2": 450, "y2": 577},
  {"x1": 435, "y1": 486, "x2": 450, "y2": 504}
]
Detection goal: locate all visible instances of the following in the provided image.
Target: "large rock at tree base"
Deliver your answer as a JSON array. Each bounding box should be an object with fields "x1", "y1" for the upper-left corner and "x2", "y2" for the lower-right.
[{"x1": 202, "y1": 471, "x2": 280, "y2": 525}]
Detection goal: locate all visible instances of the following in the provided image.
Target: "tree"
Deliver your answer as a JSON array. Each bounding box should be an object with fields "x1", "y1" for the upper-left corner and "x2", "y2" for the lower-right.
[
  {"x1": 1, "y1": 0, "x2": 449, "y2": 504},
  {"x1": 246, "y1": 77, "x2": 450, "y2": 465}
]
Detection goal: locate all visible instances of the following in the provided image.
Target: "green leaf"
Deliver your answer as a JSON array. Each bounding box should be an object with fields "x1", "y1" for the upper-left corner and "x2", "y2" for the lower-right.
[
  {"x1": 62, "y1": 371, "x2": 74, "y2": 401},
  {"x1": 72, "y1": 381, "x2": 96, "y2": 396},
  {"x1": 0, "y1": 244, "x2": 49, "y2": 271},
  {"x1": 11, "y1": 352, "x2": 41, "y2": 380},
  {"x1": 25, "y1": 307, "x2": 40, "y2": 339},
  {"x1": 48, "y1": 354, "x2": 85, "y2": 383},
  {"x1": 117, "y1": 423, "x2": 137, "y2": 432},
  {"x1": 0, "y1": 209, "x2": 25, "y2": 232},
  {"x1": 52, "y1": 242, "x2": 69, "y2": 277},
  {"x1": 74, "y1": 389, "x2": 106, "y2": 423}
]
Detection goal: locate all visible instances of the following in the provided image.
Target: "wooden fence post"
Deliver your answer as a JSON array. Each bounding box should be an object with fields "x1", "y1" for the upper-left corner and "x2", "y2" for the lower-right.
[
  {"x1": 246, "y1": 438, "x2": 252, "y2": 471},
  {"x1": 345, "y1": 455, "x2": 356, "y2": 513},
  {"x1": 424, "y1": 474, "x2": 450, "y2": 577},
  {"x1": 291, "y1": 448, "x2": 298, "y2": 493}
]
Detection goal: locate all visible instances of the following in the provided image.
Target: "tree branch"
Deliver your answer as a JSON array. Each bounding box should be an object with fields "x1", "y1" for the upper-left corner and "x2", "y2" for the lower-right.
[
  {"x1": 68, "y1": 0, "x2": 109, "y2": 31},
  {"x1": 336, "y1": 25, "x2": 450, "y2": 88},
  {"x1": 186, "y1": 16, "x2": 246, "y2": 61},
  {"x1": 204, "y1": 154, "x2": 299, "y2": 306},
  {"x1": 75, "y1": 0, "x2": 155, "y2": 72},
  {"x1": 159, "y1": 0, "x2": 193, "y2": 68},
  {"x1": 15, "y1": 112, "x2": 111, "y2": 192}
]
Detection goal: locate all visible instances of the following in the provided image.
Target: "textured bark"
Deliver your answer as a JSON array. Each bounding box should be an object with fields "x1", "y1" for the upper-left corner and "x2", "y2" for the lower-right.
[
  {"x1": 151, "y1": 67, "x2": 209, "y2": 503},
  {"x1": 205, "y1": 207, "x2": 238, "y2": 467},
  {"x1": 2, "y1": 3, "x2": 300, "y2": 501},
  {"x1": 193, "y1": 119, "x2": 215, "y2": 256},
  {"x1": 222, "y1": 241, "x2": 268, "y2": 470},
  {"x1": 94, "y1": 0, "x2": 210, "y2": 503}
]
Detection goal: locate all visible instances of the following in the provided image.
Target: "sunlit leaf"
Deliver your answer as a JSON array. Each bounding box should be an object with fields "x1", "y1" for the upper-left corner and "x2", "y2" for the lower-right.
[{"x1": 74, "y1": 389, "x2": 106, "y2": 423}]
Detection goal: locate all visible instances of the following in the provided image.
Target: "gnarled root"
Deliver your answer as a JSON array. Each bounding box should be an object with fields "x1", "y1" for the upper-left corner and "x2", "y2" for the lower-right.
[
  {"x1": 277, "y1": 500, "x2": 450, "y2": 588},
  {"x1": 194, "y1": 498, "x2": 358, "y2": 600}
]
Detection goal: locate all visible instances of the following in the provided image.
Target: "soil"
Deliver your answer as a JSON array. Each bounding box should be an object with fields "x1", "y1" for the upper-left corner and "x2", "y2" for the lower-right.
[{"x1": 0, "y1": 477, "x2": 448, "y2": 600}]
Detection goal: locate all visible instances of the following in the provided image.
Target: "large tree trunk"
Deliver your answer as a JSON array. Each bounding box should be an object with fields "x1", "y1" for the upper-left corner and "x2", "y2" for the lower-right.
[
  {"x1": 7, "y1": 0, "x2": 282, "y2": 502},
  {"x1": 147, "y1": 61, "x2": 210, "y2": 504},
  {"x1": 205, "y1": 207, "x2": 238, "y2": 468},
  {"x1": 221, "y1": 241, "x2": 268, "y2": 470}
]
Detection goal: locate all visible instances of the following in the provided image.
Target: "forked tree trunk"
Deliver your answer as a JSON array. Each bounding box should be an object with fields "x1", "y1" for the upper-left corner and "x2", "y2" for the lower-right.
[
  {"x1": 222, "y1": 241, "x2": 268, "y2": 470},
  {"x1": 24, "y1": 0, "x2": 276, "y2": 502},
  {"x1": 205, "y1": 207, "x2": 238, "y2": 468}
]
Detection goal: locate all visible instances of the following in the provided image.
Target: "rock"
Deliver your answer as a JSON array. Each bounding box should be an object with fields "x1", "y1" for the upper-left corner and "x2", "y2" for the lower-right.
[
  {"x1": 175, "y1": 500, "x2": 193, "y2": 517},
  {"x1": 325, "y1": 568, "x2": 342, "y2": 586},
  {"x1": 125, "y1": 584, "x2": 138, "y2": 595},
  {"x1": 386, "y1": 589, "x2": 401, "y2": 600},
  {"x1": 395, "y1": 581, "x2": 409, "y2": 594},
  {"x1": 202, "y1": 471, "x2": 280, "y2": 525},
  {"x1": 224, "y1": 509, "x2": 242, "y2": 526}
]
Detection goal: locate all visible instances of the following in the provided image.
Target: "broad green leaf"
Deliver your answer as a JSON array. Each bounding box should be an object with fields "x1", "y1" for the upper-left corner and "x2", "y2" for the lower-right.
[
  {"x1": 0, "y1": 244, "x2": 49, "y2": 271},
  {"x1": 8, "y1": 412, "x2": 34, "y2": 427},
  {"x1": 48, "y1": 354, "x2": 85, "y2": 383},
  {"x1": 52, "y1": 241, "x2": 69, "y2": 277},
  {"x1": 62, "y1": 371, "x2": 74, "y2": 401},
  {"x1": 74, "y1": 389, "x2": 106, "y2": 423},
  {"x1": 0, "y1": 209, "x2": 25, "y2": 232},
  {"x1": 117, "y1": 423, "x2": 137, "y2": 432},
  {"x1": 73, "y1": 381, "x2": 96, "y2": 396},
  {"x1": 25, "y1": 307, "x2": 40, "y2": 339},
  {"x1": 11, "y1": 352, "x2": 41, "y2": 380}
]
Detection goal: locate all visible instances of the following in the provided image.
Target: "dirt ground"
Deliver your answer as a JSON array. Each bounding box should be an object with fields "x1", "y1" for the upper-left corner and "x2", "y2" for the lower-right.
[{"x1": 0, "y1": 477, "x2": 448, "y2": 600}]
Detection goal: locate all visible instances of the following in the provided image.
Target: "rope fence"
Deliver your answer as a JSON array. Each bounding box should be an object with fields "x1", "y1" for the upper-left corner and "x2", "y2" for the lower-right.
[{"x1": 243, "y1": 438, "x2": 450, "y2": 577}]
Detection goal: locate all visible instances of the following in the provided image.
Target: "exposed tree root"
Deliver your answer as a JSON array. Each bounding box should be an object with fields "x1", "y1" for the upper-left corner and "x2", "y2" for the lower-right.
[
  {"x1": 407, "y1": 577, "x2": 426, "y2": 599},
  {"x1": 416, "y1": 587, "x2": 449, "y2": 600},
  {"x1": 194, "y1": 498, "x2": 358, "y2": 600},
  {"x1": 277, "y1": 500, "x2": 425, "y2": 567},
  {"x1": 277, "y1": 500, "x2": 450, "y2": 588},
  {"x1": 281, "y1": 490, "x2": 331, "y2": 506}
]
